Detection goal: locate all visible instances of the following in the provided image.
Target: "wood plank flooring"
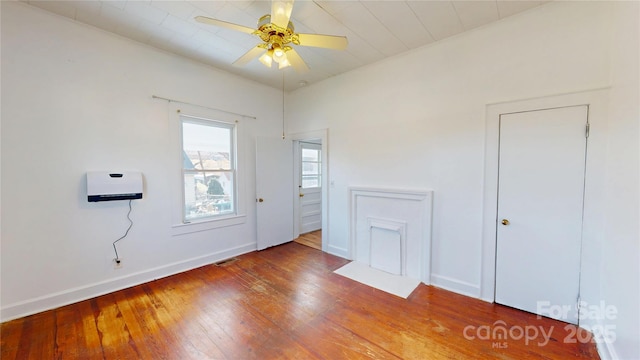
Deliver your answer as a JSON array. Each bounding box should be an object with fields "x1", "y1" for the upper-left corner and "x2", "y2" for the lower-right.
[
  {"x1": 293, "y1": 230, "x2": 322, "y2": 250},
  {"x1": 1, "y1": 242, "x2": 600, "y2": 359}
]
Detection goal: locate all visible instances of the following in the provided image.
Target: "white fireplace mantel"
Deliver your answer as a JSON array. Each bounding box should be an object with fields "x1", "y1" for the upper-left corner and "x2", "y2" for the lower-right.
[{"x1": 348, "y1": 187, "x2": 433, "y2": 284}]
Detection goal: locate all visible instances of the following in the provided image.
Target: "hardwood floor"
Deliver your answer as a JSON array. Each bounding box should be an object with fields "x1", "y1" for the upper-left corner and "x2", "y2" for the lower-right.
[
  {"x1": 1, "y1": 242, "x2": 599, "y2": 359},
  {"x1": 293, "y1": 230, "x2": 322, "y2": 250}
]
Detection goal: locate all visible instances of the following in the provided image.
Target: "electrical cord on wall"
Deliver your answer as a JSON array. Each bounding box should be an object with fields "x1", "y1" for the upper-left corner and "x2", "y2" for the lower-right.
[{"x1": 113, "y1": 199, "x2": 133, "y2": 264}]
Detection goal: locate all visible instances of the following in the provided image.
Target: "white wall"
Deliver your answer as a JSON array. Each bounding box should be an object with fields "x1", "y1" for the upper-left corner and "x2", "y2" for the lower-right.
[
  {"x1": 289, "y1": 0, "x2": 612, "y2": 291},
  {"x1": 288, "y1": 1, "x2": 638, "y2": 358},
  {"x1": 595, "y1": 2, "x2": 640, "y2": 358},
  {"x1": 0, "y1": 2, "x2": 283, "y2": 321}
]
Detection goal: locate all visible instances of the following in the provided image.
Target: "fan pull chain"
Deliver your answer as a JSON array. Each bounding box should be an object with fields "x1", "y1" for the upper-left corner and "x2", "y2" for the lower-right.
[{"x1": 282, "y1": 72, "x2": 286, "y2": 139}]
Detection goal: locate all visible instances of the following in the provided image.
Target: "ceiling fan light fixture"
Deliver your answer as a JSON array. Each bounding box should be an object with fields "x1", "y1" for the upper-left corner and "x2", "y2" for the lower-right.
[
  {"x1": 278, "y1": 58, "x2": 291, "y2": 69},
  {"x1": 259, "y1": 50, "x2": 274, "y2": 67},
  {"x1": 272, "y1": 45, "x2": 287, "y2": 64},
  {"x1": 195, "y1": 0, "x2": 346, "y2": 74}
]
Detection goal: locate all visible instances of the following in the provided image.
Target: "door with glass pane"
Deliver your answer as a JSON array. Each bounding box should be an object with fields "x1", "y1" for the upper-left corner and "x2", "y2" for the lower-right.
[{"x1": 299, "y1": 142, "x2": 322, "y2": 234}]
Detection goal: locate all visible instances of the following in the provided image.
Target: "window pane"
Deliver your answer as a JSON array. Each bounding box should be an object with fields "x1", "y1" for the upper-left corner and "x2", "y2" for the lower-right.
[
  {"x1": 182, "y1": 121, "x2": 231, "y2": 170},
  {"x1": 302, "y1": 148, "x2": 319, "y2": 162},
  {"x1": 302, "y1": 175, "x2": 320, "y2": 188},
  {"x1": 184, "y1": 171, "x2": 234, "y2": 220},
  {"x1": 302, "y1": 162, "x2": 319, "y2": 175}
]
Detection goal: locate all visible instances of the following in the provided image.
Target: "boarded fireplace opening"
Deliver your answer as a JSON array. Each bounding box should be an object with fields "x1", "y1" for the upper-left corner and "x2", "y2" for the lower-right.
[{"x1": 368, "y1": 218, "x2": 407, "y2": 276}]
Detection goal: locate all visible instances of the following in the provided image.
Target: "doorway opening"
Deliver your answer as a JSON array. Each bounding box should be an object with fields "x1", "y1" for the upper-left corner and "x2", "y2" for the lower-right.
[
  {"x1": 291, "y1": 130, "x2": 328, "y2": 252},
  {"x1": 293, "y1": 139, "x2": 323, "y2": 250},
  {"x1": 255, "y1": 130, "x2": 328, "y2": 251}
]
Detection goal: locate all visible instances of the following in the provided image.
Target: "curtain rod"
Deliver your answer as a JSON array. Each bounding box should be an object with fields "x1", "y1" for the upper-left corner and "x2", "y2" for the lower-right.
[{"x1": 152, "y1": 95, "x2": 257, "y2": 120}]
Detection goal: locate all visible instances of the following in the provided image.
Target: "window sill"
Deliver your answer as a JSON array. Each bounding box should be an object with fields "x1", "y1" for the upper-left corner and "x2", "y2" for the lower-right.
[{"x1": 171, "y1": 214, "x2": 246, "y2": 236}]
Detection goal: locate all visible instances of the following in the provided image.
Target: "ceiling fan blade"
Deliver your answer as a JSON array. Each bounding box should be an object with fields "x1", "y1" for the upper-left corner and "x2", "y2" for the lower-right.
[
  {"x1": 233, "y1": 46, "x2": 267, "y2": 67},
  {"x1": 285, "y1": 48, "x2": 309, "y2": 73},
  {"x1": 271, "y1": 0, "x2": 295, "y2": 29},
  {"x1": 297, "y1": 33, "x2": 348, "y2": 50},
  {"x1": 195, "y1": 16, "x2": 255, "y2": 35}
]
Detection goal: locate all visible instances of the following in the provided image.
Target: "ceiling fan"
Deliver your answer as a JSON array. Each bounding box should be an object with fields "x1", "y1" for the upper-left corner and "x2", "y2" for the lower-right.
[{"x1": 195, "y1": 0, "x2": 348, "y2": 73}]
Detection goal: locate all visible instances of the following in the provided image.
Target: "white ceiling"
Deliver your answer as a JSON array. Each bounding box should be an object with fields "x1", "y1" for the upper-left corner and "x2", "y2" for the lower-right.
[{"x1": 20, "y1": 0, "x2": 547, "y2": 91}]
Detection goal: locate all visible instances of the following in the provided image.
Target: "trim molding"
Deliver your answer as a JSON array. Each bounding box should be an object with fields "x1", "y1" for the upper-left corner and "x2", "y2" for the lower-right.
[
  {"x1": 594, "y1": 337, "x2": 617, "y2": 360},
  {"x1": 586, "y1": 317, "x2": 618, "y2": 360},
  {"x1": 327, "y1": 244, "x2": 349, "y2": 259},
  {"x1": 430, "y1": 273, "x2": 481, "y2": 299},
  {"x1": 0, "y1": 242, "x2": 255, "y2": 322},
  {"x1": 481, "y1": 88, "x2": 610, "y2": 301}
]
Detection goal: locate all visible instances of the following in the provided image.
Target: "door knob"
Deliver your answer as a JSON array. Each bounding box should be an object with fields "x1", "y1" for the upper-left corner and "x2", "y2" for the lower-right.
[
  {"x1": 299, "y1": 193, "x2": 304, "y2": 197},
  {"x1": 501, "y1": 219, "x2": 510, "y2": 226},
  {"x1": 258, "y1": 198, "x2": 264, "y2": 203}
]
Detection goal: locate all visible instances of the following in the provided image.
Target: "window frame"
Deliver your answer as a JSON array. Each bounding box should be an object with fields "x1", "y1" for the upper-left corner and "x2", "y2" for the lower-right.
[
  {"x1": 180, "y1": 114, "x2": 238, "y2": 223},
  {"x1": 300, "y1": 142, "x2": 322, "y2": 189},
  {"x1": 168, "y1": 103, "x2": 247, "y2": 236}
]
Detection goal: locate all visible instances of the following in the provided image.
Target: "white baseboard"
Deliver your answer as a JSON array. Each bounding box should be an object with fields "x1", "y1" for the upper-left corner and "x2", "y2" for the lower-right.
[
  {"x1": 327, "y1": 244, "x2": 349, "y2": 259},
  {"x1": 594, "y1": 337, "x2": 617, "y2": 360},
  {"x1": 0, "y1": 242, "x2": 256, "y2": 322},
  {"x1": 430, "y1": 273, "x2": 481, "y2": 299},
  {"x1": 587, "y1": 318, "x2": 618, "y2": 360}
]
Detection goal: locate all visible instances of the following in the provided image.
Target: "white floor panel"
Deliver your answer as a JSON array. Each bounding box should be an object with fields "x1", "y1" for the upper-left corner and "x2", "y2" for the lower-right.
[{"x1": 334, "y1": 261, "x2": 420, "y2": 299}]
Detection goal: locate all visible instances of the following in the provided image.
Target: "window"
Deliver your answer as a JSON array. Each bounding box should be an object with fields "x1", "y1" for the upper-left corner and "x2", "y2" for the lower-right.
[
  {"x1": 301, "y1": 143, "x2": 321, "y2": 189},
  {"x1": 181, "y1": 115, "x2": 236, "y2": 222}
]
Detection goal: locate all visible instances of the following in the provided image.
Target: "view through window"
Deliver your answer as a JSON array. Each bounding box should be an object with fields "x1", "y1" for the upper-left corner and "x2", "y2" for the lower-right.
[
  {"x1": 181, "y1": 116, "x2": 235, "y2": 221},
  {"x1": 301, "y1": 143, "x2": 321, "y2": 189}
]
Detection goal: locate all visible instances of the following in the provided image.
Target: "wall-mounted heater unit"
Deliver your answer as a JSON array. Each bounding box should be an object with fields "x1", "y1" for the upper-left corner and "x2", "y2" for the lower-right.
[{"x1": 87, "y1": 171, "x2": 143, "y2": 202}]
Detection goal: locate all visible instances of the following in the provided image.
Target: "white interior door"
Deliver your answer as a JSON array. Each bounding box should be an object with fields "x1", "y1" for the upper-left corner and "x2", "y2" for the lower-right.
[
  {"x1": 298, "y1": 142, "x2": 322, "y2": 234},
  {"x1": 495, "y1": 106, "x2": 588, "y2": 325},
  {"x1": 256, "y1": 136, "x2": 294, "y2": 250}
]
